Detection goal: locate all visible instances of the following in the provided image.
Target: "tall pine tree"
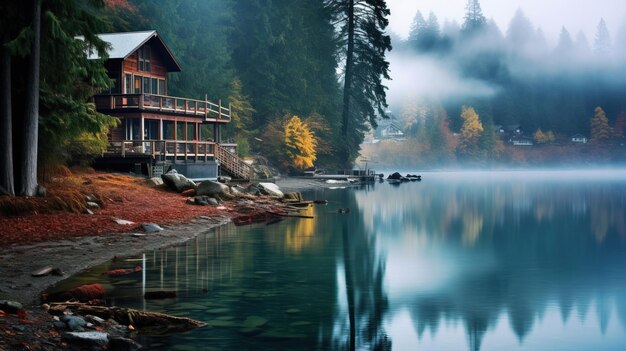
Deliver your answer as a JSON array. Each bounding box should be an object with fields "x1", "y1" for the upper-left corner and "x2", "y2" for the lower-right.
[{"x1": 327, "y1": 0, "x2": 392, "y2": 166}]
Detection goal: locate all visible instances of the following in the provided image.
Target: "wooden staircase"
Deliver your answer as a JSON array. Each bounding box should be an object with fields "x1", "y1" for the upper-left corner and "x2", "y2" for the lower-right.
[{"x1": 216, "y1": 145, "x2": 253, "y2": 180}]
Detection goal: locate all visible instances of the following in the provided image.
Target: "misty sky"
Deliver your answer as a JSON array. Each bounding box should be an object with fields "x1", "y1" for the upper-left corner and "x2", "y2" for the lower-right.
[{"x1": 387, "y1": 0, "x2": 626, "y2": 44}]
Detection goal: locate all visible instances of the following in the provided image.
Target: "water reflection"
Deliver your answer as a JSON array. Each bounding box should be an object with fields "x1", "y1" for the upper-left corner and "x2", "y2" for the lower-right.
[
  {"x1": 50, "y1": 171, "x2": 626, "y2": 350},
  {"x1": 354, "y1": 171, "x2": 626, "y2": 350}
]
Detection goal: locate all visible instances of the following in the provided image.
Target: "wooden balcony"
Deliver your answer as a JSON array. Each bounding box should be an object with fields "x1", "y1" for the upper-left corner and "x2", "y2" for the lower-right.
[{"x1": 94, "y1": 93, "x2": 231, "y2": 122}]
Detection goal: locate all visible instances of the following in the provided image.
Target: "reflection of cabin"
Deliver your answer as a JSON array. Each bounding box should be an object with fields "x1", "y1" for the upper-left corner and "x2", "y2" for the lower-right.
[
  {"x1": 571, "y1": 134, "x2": 588, "y2": 144},
  {"x1": 86, "y1": 30, "x2": 251, "y2": 180},
  {"x1": 376, "y1": 121, "x2": 405, "y2": 140}
]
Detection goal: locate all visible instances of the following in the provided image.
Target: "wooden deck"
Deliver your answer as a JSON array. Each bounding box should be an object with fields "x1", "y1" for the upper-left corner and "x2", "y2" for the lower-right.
[
  {"x1": 103, "y1": 140, "x2": 253, "y2": 180},
  {"x1": 104, "y1": 140, "x2": 216, "y2": 162},
  {"x1": 94, "y1": 93, "x2": 231, "y2": 122}
]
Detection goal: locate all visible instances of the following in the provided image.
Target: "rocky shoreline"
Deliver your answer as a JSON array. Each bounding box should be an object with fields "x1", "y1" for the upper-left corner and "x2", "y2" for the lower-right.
[{"x1": 0, "y1": 175, "x2": 345, "y2": 350}]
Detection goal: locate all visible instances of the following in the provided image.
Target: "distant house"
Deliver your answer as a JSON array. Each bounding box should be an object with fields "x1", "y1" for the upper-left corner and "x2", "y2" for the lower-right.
[
  {"x1": 497, "y1": 124, "x2": 522, "y2": 136},
  {"x1": 380, "y1": 123, "x2": 405, "y2": 139},
  {"x1": 510, "y1": 136, "x2": 534, "y2": 146},
  {"x1": 571, "y1": 134, "x2": 588, "y2": 144}
]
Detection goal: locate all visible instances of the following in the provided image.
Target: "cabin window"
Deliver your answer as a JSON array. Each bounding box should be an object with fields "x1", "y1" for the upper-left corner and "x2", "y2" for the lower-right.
[
  {"x1": 134, "y1": 76, "x2": 142, "y2": 94},
  {"x1": 127, "y1": 118, "x2": 140, "y2": 140},
  {"x1": 176, "y1": 122, "x2": 185, "y2": 140},
  {"x1": 142, "y1": 77, "x2": 150, "y2": 94},
  {"x1": 124, "y1": 74, "x2": 133, "y2": 94},
  {"x1": 158, "y1": 79, "x2": 166, "y2": 95},
  {"x1": 163, "y1": 121, "x2": 174, "y2": 140},
  {"x1": 145, "y1": 120, "x2": 159, "y2": 140},
  {"x1": 187, "y1": 124, "x2": 196, "y2": 140},
  {"x1": 151, "y1": 78, "x2": 158, "y2": 95},
  {"x1": 137, "y1": 46, "x2": 151, "y2": 72}
]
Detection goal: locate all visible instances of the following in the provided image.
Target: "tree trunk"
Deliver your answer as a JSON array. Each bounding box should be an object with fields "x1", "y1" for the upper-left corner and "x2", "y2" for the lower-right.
[
  {"x1": 341, "y1": 0, "x2": 355, "y2": 137},
  {"x1": 20, "y1": 0, "x2": 41, "y2": 196},
  {"x1": 0, "y1": 44, "x2": 14, "y2": 196}
]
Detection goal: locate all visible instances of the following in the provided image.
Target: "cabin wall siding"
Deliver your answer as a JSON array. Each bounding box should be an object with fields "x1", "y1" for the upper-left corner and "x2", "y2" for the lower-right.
[{"x1": 122, "y1": 51, "x2": 168, "y2": 80}]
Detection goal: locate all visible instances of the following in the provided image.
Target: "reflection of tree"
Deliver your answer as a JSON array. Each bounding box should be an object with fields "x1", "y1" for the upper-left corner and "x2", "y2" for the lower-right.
[
  {"x1": 462, "y1": 210, "x2": 484, "y2": 246},
  {"x1": 334, "y1": 188, "x2": 391, "y2": 351},
  {"x1": 284, "y1": 206, "x2": 317, "y2": 252}
]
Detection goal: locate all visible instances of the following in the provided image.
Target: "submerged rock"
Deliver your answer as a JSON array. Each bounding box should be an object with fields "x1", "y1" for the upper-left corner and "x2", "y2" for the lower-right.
[{"x1": 244, "y1": 315, "x2": 268, "y2": 328}]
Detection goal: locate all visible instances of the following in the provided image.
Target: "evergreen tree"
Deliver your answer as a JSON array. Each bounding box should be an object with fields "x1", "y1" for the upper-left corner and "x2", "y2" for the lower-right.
[
  {"x1": 590, "y1": 106, "x2": 611, "y2": 142},
  {"x1": 462, "y1": 0, "x2": 486, "y2": 35},
  {"x1": 408, "y1": 11, "x2": 440, "y2": 52},
  {"x1": 593, "y1": 18, "x2": 612, "y2": 57},
  {"x1": 506, "y1": 8, "x2": 534, "y2": 55},
  {"x1": 615, "y1": 20, "x2": 626, "y2": 58},
  {"x1": 478, "y1": 113, "x2": 497, "y2": 160},
  {"x1": 39, "y1": 0, "x2": 119, "y2": 168},
  {"x1": 225, "y1": 78, "x2": 255, "y2": 156},
  {"x1": 425, "y1": 12, "x2": 441, "y2": 47},
  {"x1": 0, "y1": 0, "x2": 114, "y2": 196},
  {"x1": 555, "y1": 27, "x2": 575, "y2": 58},
  {"x1": 407, "y1": 10, "x2": 426, "y2": 49},
  {"x1": 327, "y1": 0, "x2": 392, "y2": 166}
]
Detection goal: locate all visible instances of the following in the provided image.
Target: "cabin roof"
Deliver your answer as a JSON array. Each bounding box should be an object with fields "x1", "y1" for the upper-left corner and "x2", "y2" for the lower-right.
[{"x1": 79, "y1": 30, "x2": 182, "y2": 72}]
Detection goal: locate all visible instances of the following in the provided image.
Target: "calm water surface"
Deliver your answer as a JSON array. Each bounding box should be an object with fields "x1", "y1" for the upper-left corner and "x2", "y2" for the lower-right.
[{"x1": 53, "y1": 170, "x2": 626, "y2": 351}]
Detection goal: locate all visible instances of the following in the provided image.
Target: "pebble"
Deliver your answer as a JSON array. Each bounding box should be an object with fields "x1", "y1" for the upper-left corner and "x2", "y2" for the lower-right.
[
  {"x1": 0, "y1": 300, "x2": 23, "y2": 313},
  {"x1": 62, "y1": 315, "x2": 88, "y2": 331}
]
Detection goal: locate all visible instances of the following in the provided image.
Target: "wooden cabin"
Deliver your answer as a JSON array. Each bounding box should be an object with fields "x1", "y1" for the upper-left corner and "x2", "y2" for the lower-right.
[{"x1": 86, "y1": 30, "x2": 251, "y2": 180}]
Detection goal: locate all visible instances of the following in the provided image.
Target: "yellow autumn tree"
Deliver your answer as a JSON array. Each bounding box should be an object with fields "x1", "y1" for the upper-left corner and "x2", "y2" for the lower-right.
[
  {"x1": 284, "y1": 115, "x2": 317, "y2": 169},
  {"x1": 590, "y1": 106, "x2": 611, "y2": 143},
  {"x1": 458, "y1": 106, "x2": 484, "y2": 159}
]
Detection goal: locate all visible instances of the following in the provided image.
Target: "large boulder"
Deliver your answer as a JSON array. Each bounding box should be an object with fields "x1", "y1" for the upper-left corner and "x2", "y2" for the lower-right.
[
  {"x1": 258, "y1": 183, "x2": 284, "y2": 198},
  {"x1": 387, "y1": 172, "x2": 402, "y2": 180},
  {"x1": 145, "y1": 177, "x2": 164, "y2": 187},
  {"x1": 161, "y1": 170, "x2": 196, "y2": 193},
  {"x1": 196, "y1": 180, "x2": 230, "y2": 197}
]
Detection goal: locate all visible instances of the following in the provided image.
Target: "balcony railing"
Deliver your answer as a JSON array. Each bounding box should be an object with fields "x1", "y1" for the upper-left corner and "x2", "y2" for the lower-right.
[
  {"x1": 105, "y1": 140, "x2": 217, "y2": 162},
  {"x1": 94, "y1": 93, "x2": 231, "y2": 122}
]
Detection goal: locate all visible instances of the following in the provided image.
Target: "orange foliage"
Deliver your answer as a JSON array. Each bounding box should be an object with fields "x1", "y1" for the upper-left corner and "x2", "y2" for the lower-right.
[
  {"x1": 0, "y1": 172, "x2": 221, "y2": 247},
  {"x1": 104, "y1": 0, "x2": 136, "y2": 11}
]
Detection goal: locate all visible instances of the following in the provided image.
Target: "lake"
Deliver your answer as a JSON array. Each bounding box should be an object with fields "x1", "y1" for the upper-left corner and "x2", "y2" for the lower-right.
[{"x1": 52, "y1": 170, "x2": 626, "y2": 350}]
